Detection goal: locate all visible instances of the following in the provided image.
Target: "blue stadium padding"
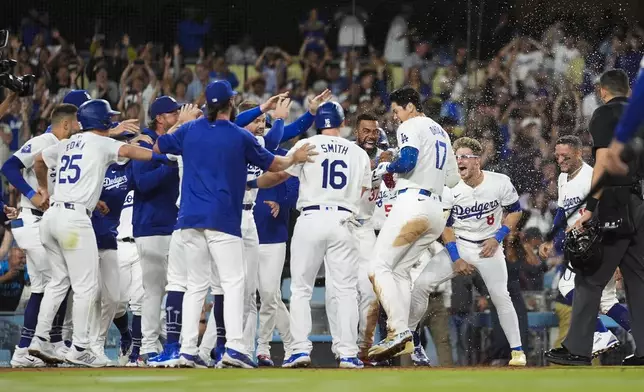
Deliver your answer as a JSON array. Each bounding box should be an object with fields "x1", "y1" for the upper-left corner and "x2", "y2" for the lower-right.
[{"x1": 0, "y1": 349, "x2": 11, "y2": 363}]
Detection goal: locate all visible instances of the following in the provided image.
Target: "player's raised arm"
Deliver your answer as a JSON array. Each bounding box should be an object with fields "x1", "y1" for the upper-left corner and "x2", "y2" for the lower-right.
[
  {"x1": 235, "y1": 93, "x2": 289, "y2": 128},
  {"x1": 280, "y1": 89, "x2": 332, "y2": 143},
  {"x1": 266, "y1": 142, "x2": 317, "y2": 172}
]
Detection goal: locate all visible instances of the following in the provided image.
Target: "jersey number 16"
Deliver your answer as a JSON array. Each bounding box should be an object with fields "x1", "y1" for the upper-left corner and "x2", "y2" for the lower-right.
[
  {"x1": 321, "y1": 159, "x2": 348, "y2": 189},
  {"x1": 59, "y1": 154, "x2": 83, "y2": 184}
]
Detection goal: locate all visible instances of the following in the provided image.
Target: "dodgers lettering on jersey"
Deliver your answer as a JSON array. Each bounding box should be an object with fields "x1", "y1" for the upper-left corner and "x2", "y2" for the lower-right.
[
  {"x1": 117, "y1": 190, "x2": 134, "y2": 239},
  {"x1": 285, "y1": 135, "x2": 371, "y2": 213},
  {"x1": 42, "y1": 132, "x2": 125, "y2": 211},
  {"x1": 371, "y1": 181, "x2": 398, "y2": 230},
  {"x1": 92, "y1": 162, "x2": 132, "y2": 245},
  {"x1": 394, "y1": 116, "x2": 458, "y2": 194},
  {"x1": 557, "y1": 162, "x2": 593, "y2": 228},
  {"x1": 12, "y1": 133, "x2": 59, "y2": 210},
  {"x1": 450, "y1": 171, "x2": 518, "y2": 241},
  {"x1": 243, "y1": 135, "x2": 266, "y2": 205}
]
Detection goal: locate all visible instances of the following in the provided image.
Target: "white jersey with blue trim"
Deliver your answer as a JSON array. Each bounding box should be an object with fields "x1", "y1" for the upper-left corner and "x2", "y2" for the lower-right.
[
  {"x1": 371, "y1": 181, "x2": 398, "y2": 230},
  {"x1": 449, "y1": 171, "x2": 519, "y2": 241},
  {"x1": 243, "y1": 135, "x2": 265, "y2": 205},
  {"x1": 175, "y1": 155, "x2": 184, "y2": 208},
  {"x1": 393, "y1": 116, "x2": 458, "y2": 194},
  {"x1": 117, "y1": 190, "x2": 134, "y2": 239},
  {"x1": 12, "y1": 132, "x2": 59, "y2": 210},
  {"x1": 557, "y1": 162, "x2": 593, "y2": 228},
  {"x1": 356, "y1": 147, "x2": 385, "y2": 221}
]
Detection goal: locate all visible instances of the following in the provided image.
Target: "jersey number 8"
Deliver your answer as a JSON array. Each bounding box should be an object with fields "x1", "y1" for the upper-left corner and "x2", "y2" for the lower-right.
[
  {"x1": 321, "y1": 159, "x2": 347, "y2": 190},
  {"x1": 486, "y1": 215, "x2": 495, "y2": 225},
  {"x1": 59, "y1": 154, "x2": 83, "y2": 184}
]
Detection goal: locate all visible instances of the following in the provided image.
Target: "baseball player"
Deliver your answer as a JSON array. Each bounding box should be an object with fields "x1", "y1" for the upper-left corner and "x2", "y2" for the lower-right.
[
  {"x1": 539, "y1": 135, "x2": 631, "y2": 356},
  {"x1": 368, "y1": 87, "x2": 459, "y2": 361},
  {"x1": 27, "y1": 99, "x2": 177, "y2": 367},
  {"x1": 2, "y1": 102, "x2": 85, "y2": 367},
  {"x1": 441, "y1": 136, "x2": 526, "y2": 366},
  {"x1": 154, "y1": 80, "x2": 316, "y2": 369},
  {"x1": 251, "y1": 101, "x2": 372, "y2": 369}
]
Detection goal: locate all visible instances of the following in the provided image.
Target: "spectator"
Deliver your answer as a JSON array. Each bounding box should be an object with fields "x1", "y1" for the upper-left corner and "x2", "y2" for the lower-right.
[
  {"x1": 254, "y1": 46, "x2": 292, "y2": 95},
  {"x1": 408, "y1": 67, "x2": 432, "y2": 101},
  {"x1": 177, "y1": 8, "x2": 211, "y2": 57},
  {"x1": 209, "y1": 56, "x2": 239, "y2": 90},
  {"x1": 245, "y1": 76, "x2": 271, "y2": 104},
  {"x1": 300, "y1": 39, "x2": 331, "y2": 89},
  {"x1": 299, "y1": 8, "x2": 327, "y2": 42},
  {"x1": 334, "y1": 6, "x2": 368, "y2": 53},
  {"x1": 325, "y1": 63, "x2": 349, "y2": 96},
  {"x1": 87, "y1": 66, "x2": 119, "y2": 107},
  {"x1": 553, "y1": 36, "x2": 581, "y2": 78},
  {"x1": 403, "y1": 40, "x2": 436, "y2": 85},
  {"x1": 118, "y1": 61, "x2": 159, "y2": 122},
  {"x1": 581, "y1": 77, "x2": 602, "y2": 127},
  {"x1": 384, "y1": 4, "x2": 412, "y2": 64},
  {"x1": 0, "y1": 232, "x2": 28, "y2": 313},
  {"x1": 186, "y1": 63, "x2": 211, "y2": 103},
  {"x1": 225, "y1": 35, "x2": 258, "y2": 65},
  {"x1": 615, "y1": 33, "x2": 644, "y2": 85}
]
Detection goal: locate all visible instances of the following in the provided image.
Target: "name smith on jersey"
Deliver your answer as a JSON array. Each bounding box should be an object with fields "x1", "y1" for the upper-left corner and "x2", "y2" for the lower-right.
[
  {"x1": 320, "y1": 142, "x2": 349, "y2": 155},
  {"x1": 452, "y1": 199, "x2": 500, "y2": 219}
]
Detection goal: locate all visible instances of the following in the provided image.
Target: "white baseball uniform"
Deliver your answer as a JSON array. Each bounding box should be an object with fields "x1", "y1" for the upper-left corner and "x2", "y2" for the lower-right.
[
  {"x1": 167, "y1": 156, "x2": 186, "y2": 295},
  {"x1": 371, "y1": 116, "x2": 458, "y2": 335},
  {"x1": 10, "y1": 133, "x2": 59, "y2": 294},
  {"x1": 555, "y1": 162, "x2": 619, "y2": 313},
  {"x1": 34, "y1": 132, "x2": 125, "y2": 349},
  {"x1": 449, "y1": 171, "x2": 522, "y2": 348},
  {"x1": 286, "y1": 135, "x2": 371, "y2": 358},
  {"x1": 115, "y1": 190, "x2": 143, "y2": 318}
]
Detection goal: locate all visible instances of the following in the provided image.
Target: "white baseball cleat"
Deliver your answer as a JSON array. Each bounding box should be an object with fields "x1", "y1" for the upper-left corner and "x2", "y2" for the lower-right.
[
  {"x1": 65, "y1": 347, "x2": 108, "y2": 368},
  {"x1": 338, "y1": 357, "x2": 364, "y2": 369},
  {"x1": 508, "y1": 350, "x2": 527, "y2": 366},
  {"x1": 28, "y1": 338, "x2": 64, "y2": 364},
  {"x1": 53, "y1": 341, "x2": 70, "y2": 360},
  {"x1": 592, "y1": 331, "x2": 620, "y2": 358},
  {"x1": 10, "y1": 346, "x2": 46, "y2": 368},
  {"x1": 91, "y1": 346, "x2": 116, "y2": 367}
]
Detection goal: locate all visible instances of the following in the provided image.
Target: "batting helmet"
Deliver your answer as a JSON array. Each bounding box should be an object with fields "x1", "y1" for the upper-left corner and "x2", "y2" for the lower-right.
[
  {"x1": 62, "y1": 90, "x2": 91, "y2": 108},
  {"x1": 77, "y1": 99, "x2": 120, "y2": 131},
  {"x1": 315, "y1": 102, "x2": 345, "y2": 130},
  {"x1": 564, "y1": 219, "x2": 604, "y2": 276}
]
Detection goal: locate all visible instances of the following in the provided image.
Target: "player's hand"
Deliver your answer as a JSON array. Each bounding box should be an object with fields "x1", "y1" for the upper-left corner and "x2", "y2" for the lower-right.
[
  {"x1": 452, "y1": 258, "x2": 475, "y2": 275},
  {"x1": 260, "y1": 92, "x2": 289, "y2": 113},
  {"x1": 573, "y1": 210, "x2": 592, "y2": 231},
  {"x1": 177, "y1": 104, "x2": 202, "y2": 124},
  {"x1": 272, "y1": 97, "x2": 291, "y2": 120},
  {"x1": 308, "y1": 88, "x2": 333, "y2": 114},
  {"x1": 30, "y1": 190, "x2": 49, "y2": 211},
  {"x1": 604, "y1": 140, "x2": 629, "y2": 176},
  {"x1": 95, "y1": 200, "x2": 110, "y2": 215},
  {"x1": 479, "y1": 238, "x2": 499, "y2": 258},
  {"x1": 4, "y1": 267, "x2": 21, "y2": 280},
  {"x1": 129, "y1": 134, "x2": 154, "y2": 145},
  {"x1": 292, "y1": 143, "x2": 318, "y2": 163},
  {"x1": 538, "y1": 241, "x2": 554, "y2": 260},
  {"x1": 3, "y1": 205, "x2": 18, "y2": 220},
  {"x1": 264, "y1": 201, "x2": 280, "y2": 217},
  {"x1": 109, "y1": 119, "x2": 140, "y2": 138},
  {"x1": 372, "y1": 162, "x2": 390, "y2": 179}
]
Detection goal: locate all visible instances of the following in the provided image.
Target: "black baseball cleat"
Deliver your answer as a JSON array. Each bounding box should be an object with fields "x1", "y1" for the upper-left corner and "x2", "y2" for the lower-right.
[
  {"x1": 622, "y1": 354, "x2": 644, "y2": 366},
  {"x1": 544, "y1": 347, "x2": 591, "y2": 366}
]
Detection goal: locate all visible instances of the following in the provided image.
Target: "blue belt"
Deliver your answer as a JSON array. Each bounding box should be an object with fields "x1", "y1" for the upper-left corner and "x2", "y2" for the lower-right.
[
  {"x1": 51, "y1": 202, "x2": 91, "y2": 217},
  {"x1": 398, "y1": 188, "x2": 432, "y2": 197},
  {"x1": 303, "y1": 205, "x2": 352, "y2": 213},
  {"x1": 242, "y1": 204, "x2": 253, "y2": 210}
]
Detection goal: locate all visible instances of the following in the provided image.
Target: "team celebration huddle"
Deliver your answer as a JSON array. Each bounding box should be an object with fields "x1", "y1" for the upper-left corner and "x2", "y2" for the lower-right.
[{"x1": 19, "y1": 73, "x2": 630, "y2": 370}]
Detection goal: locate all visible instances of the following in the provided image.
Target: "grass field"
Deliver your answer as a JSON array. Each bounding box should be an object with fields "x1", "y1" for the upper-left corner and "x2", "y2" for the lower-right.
[{"x1": 1, "y1": 368, "x2": 643, "y2": 392}]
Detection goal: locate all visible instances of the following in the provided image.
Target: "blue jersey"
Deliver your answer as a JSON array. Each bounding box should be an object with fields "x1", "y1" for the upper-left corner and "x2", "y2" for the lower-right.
[
  {"x1": 131, "y1": 128, "x2": 180, "y2": 237},
  {"x1": 254, "y1": 148, "x2": 299, "y2": 244},
  {"x1": 157, "y1": 118, "x2": 275, "y2": 237},
  {"x1": 615, "y1": 58, "x2": 644, "y2": 143},
  {"x1": 92, "y1": 162, "x2": 133, "y2": 250}
]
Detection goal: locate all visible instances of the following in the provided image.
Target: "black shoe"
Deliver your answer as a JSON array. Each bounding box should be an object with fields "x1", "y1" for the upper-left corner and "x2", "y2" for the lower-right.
[
  {"x1": 545, "y1": 347, "x2": 591, "y2": 366},
  {"x1": 622, "y1": 354, "x2": 644, "y2": 366}
]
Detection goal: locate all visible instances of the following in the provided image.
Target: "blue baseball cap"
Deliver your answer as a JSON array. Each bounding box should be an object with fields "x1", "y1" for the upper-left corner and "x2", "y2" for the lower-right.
[
  {"x1": 205, "y1": 80, "x2": 237, "y2": 104},
  {"x1": 149, "y1": 96, "x2": 182, "y2": 119},
  {"x1": 63, "y1": 90, "x2": 91, "y2": 108}
]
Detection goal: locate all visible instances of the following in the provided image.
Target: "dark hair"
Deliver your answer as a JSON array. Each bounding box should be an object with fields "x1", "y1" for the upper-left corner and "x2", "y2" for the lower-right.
[
  {"x1": 555, "y1": 134, "x2": 582, "y2": 149},
  {"x1": 389, "y1": 86, "x2": 422, "y2": 112},
  {"x1": 207, "y1": 99, "x2": 233, "y2": 122},
  {"x1": 50, "y1": 104, "x2": 78, "y2": 125},
  {"x1": 355, "y1": 112, "x2": 378, "y2": 127},
  {"x1": 237, "y1": 99, "x2": 259, "y2": 114},
  {"x1": 599, "y1": 69, "x2": 629, "y2": 97}
]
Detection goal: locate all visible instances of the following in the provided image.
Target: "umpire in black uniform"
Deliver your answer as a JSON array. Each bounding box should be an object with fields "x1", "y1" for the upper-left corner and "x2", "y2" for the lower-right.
[{"x1": 546, "y1": 69, "x2": 644, "y2": 366}]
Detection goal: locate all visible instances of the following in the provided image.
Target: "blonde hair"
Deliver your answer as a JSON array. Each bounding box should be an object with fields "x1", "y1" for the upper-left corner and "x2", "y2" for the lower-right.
[{"x1": 453, "y1": 137, "x2": 483, "y2": 155}]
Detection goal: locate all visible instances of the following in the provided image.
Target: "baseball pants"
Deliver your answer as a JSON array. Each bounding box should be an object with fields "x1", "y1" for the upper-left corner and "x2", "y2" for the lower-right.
[
  {"x1": 136, "y1": 235, "x2": 170, "y2": 355},
  {"x1": 12, "y1": 210, "x2": 50, "y2": 293},
  {"x1": 179, "y1": 228, "x2": 248, "y2": 356},
  {"x1": 241, "y1": 210, "x2": 259, "y2": 354},
  {"x1": 115, "y1": 240, "x2": 143, "y2": 317},
  {"x1": 371, "y1": 190, "x2": 446, "y2": 335},
  {"x1": 257, "y1": 242, "x2": 293, "y2": 357},
  {"x1": 166, "y1": 230, "x2": 187, "y2": 293},
  {"x1": 558, "y1": 268, "x2": 619, "y2": 314},
  {"x1": 455, "y1": 238, "x2": 522, "y2": 348},
  {"x1": 89, "y1": 248, "x2": 120, "y2": 351},
  {"x1": 408, "y1": 246, "x2": 452, "y2": 332},
  {"x1": 35, "y1": 204, "x2": 100, "y2": 349},
  {"x1": 352, "y1": 224, "x2": 379, "y2": 357},
  {"x1": 289, "y1": 207, "x2": 360, "y2": 358}
]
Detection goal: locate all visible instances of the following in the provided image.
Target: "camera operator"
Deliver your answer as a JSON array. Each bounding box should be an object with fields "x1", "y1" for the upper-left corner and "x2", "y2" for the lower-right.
[
  {"x1": 546, "y1": 69, "x2": 644, "y2": 366},
  {"x1": 0, "y1": 90, "x2": 17, "y2": 118}
]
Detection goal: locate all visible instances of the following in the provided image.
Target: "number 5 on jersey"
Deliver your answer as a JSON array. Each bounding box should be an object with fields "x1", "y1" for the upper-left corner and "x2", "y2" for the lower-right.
[
  {"x1": 59, "y1": 154, "x2": 83, "y2": 184},
  {"x1": 321, "y1": 158, "x2": 347, "y2": 189}
]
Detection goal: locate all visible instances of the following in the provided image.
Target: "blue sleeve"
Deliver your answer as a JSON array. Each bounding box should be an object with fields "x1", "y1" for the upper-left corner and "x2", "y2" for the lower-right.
[
  {"x1": 282, "y1": 176, "x2": 300, "y2": 209},
  {"x1": 446, "y1": 211, "x2": 455, "y2": 227},
  {"x1": 552, "y1": 207, "x2": 567, "y2": 252},
  {"x1": 263, "y1": 119, "x2": 284, "y2": 152},
  {"x1": 235, "y1": 107, "x2": 263, "y2": 128},
  {"x1": 131, "y1": 160, "x2": 177, "y2": 194},
  {"x1": 615, "y1": 71, "x2": 644, "y2": 143},
  {"x1": 281, "y1": 112, "x2": 315, "y2": 142},
  {"x1": 1, "y1": 156, "x2": 36, "y2": 199},
  {"x1": 503, "y1": 201, "x2": 522, "y2": 212},
  {"x1": 157, "y1": 124, "x2": 187, "y2": 155},
  {"x1": 243, "y1": 129, "x2": 275, "y2": 171},
  {"x1": 386, "y1": 146, "x2": 419, "y2": 173}
]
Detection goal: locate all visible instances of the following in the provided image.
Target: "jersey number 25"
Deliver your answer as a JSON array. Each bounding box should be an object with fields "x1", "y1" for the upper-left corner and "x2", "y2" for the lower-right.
[
  {"x1": 59, "y1": 154, "x2": 82, "y2": 184},
  {"x1": 321, "y1": 159, "x2": 347, "y2": 189}
]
